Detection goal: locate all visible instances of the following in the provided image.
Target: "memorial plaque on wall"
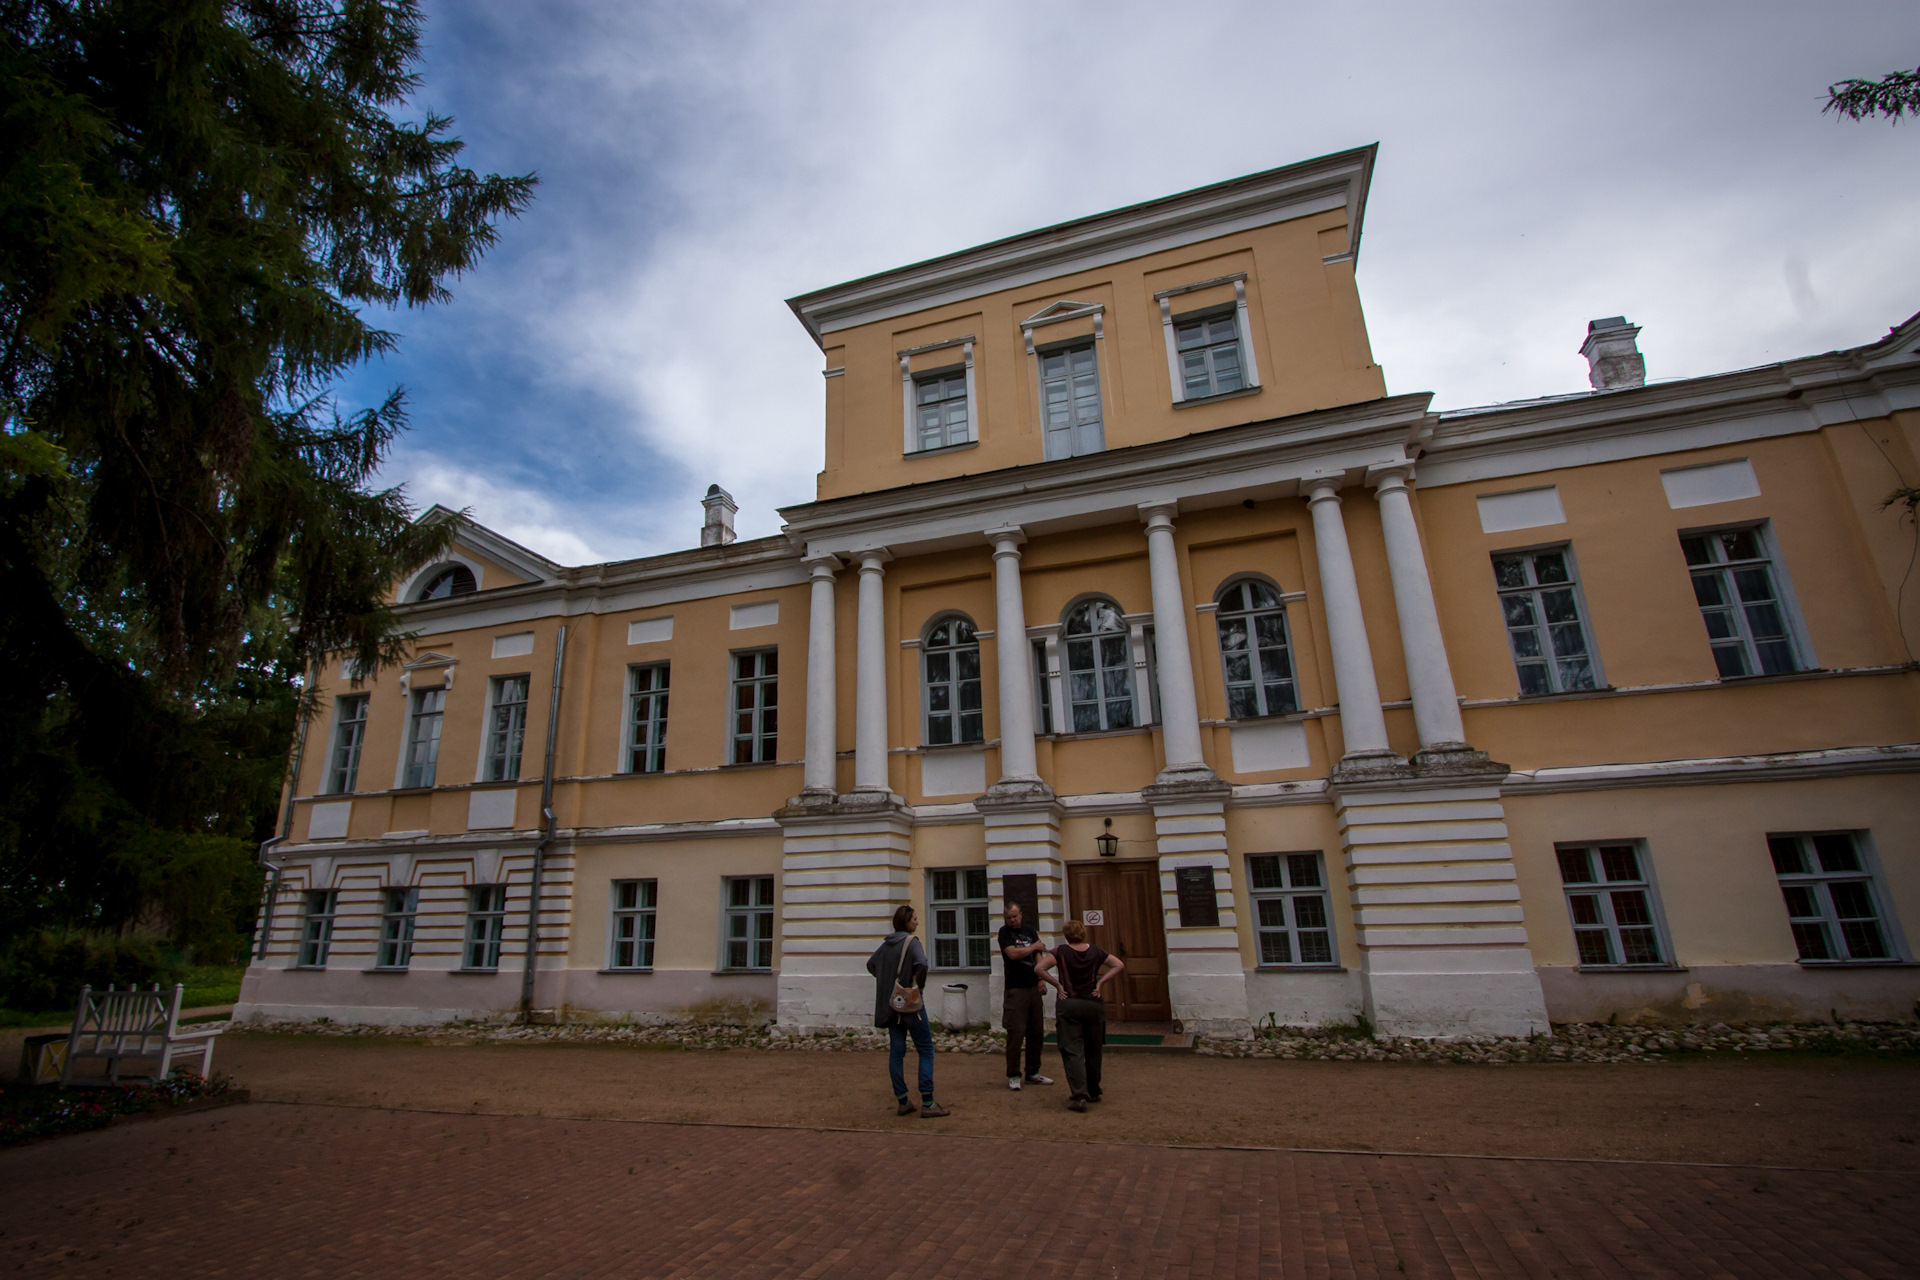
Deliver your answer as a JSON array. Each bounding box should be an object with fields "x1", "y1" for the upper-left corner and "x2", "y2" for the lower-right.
[
  {"x1": 1175, "y1": 865, "x2": 1220, "y2": 928},
  {"x1": 1001, "y1": 873, "x2": 1040, "y2": 933}
]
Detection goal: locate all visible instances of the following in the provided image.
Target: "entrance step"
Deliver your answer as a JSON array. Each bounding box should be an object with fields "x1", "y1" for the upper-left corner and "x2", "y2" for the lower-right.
[{"x1": 1042, "y1": 1027, "x2": 1195, "y2": 1053}]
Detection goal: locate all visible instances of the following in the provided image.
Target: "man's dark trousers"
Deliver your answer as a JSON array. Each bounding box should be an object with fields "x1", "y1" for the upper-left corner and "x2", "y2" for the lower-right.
[
  {"x1": 1004, "y1": 986, "x2": 1045, "y2": 1079},
  {"x1": 1055, "y1": 997, "x2": 1106, "y2": 1100}
]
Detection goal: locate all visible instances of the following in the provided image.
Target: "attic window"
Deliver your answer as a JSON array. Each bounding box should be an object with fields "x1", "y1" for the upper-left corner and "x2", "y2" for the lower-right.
[{"x1": 417, "y1": 565, "x2": 477, "y2": 600}]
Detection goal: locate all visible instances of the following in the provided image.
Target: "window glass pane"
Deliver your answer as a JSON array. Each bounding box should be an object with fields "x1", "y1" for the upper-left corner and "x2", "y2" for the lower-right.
[
  {"x1": 1286, "y1": 853, "x2": 1321, "y2": 888},
  {"x1": 1826, "y1": 881, "x2": 1876, "y2": 921},
  {"x1": 1248, "y1": 855, "x2": 1282, "y2": 890},
  {"x1": 1812, "y1": 834, "x2": 1859, "y2": 873},
  {"x1": 1779, "y1": 885, "x2": 1821, "y2": 919},
  {"x1": 1493, "y1": 557, "x2": 1528, "y2": 589},
  {"x1": 1533, "y1": 552, "x2": 1570, "y2": 584},
  {"x1": 1575, "y1": 931, "x2": 1616, "y2": 965},
  {"x1": 1556, "y1": 849, "x2": 1594, "y2": 884},
  {"x1": 1598, "y1": 846, "x2": 1640, "y2": 882},
  {"x1": 1297, "y1": 930, "x2": 1333, "y2": 965},
  {"x1": 1790, "y1": 921, "x2": 1833, "y2": 960}
]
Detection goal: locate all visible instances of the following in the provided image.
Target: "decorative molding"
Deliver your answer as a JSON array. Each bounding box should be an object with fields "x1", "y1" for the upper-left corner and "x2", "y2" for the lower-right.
[{"x1": 1502, "y1": 743, "x2": 1920, "y2": 795}]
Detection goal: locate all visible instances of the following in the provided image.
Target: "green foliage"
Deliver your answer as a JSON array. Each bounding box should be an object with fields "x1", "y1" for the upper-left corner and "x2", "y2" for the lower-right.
[
  {"x1": 0, "y1": 927, "x2": 179, "y2": 1011},
  {"x1": 1825, "y1": 65, "x2": 1920, "y2": 123},
  {"x1": 0, "y1": 2, "x2": 534, "y2": 947}
]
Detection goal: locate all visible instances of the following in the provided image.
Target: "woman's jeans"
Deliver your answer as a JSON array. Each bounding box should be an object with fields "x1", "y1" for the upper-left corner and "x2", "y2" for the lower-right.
[
  {"x1": 1055, "y1": 997, "x2": 1106, "y2": 1100},
  {"x1": 888, "y1": 1008, "x2": 935, "y2": 1103}
]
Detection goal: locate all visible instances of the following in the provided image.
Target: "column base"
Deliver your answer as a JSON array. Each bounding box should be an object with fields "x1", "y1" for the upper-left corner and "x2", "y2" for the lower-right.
[
  {"x1": 1409, "y1": 743, "x2": 1507, "y2": 778},
  {"x1": 1141, "y1": 767, "x2": 1229, "y2": 803},
  {"x1": 975, "y1": 778, "x2": 1056, "y2": 807},
  {"x1": 1329, "y1": 749, "x2": 1412, "y2": 785}
]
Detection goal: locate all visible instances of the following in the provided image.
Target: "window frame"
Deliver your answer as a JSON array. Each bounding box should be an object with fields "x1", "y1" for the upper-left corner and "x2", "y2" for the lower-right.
[
  {"x1": 297, "y1": 889, "x2": 337, "y2": 969},
  {"x1": 910, "y1": 365, "x2": 972, "y2": 454},
  {"x1": 926, "y1": 867, "x2": 992, "y2": 970},
  {"x1": 1212, "y1": 576, "x2": 1301, "y2": 720},
  {"x1": 1767, "y1": 831, "x2": 1907, "y2": 965},
  {"x1": 325, "y1": 693, "x2": 370, "y2": 794},
  {"x1": 375, "y1": 886, "x2": 419, "y2": 970},
  {"x1": 400, "y1": 686, "x2": 446, "y2": 789},
  {"x1": 728, "y1": 649, "x2": 779, "y2": 765},
  {"x1": 920, "y1": 614, "x2": 984, "y2": 747},
  {"x1": 720, "y1": 875, "x2": 776, "y2": 972},
  {"x1": 1490, "y1": 544, "x2": 1604, "y2": 696},
  {"x1": 625, "y1": 662, "x2": 670, "y2": 774},
  {"x1": 1060, "y1": 597, "x2": 1137, "y2": 734},
  {"x1": 1552, "y1": 841, "x2": 1675, "y2": 970},
  {"x1": 1032, "y1": 637, "x2": 1056, "y2": 736},
  {"x1": 1171, "y1": 306, "x2": 1247, "y2": 400},
  {"x1": 899, "y1": 338, "x2": 978, "y2": 457},
  {"x1": 606, "y1": 878, "x2": 659, "y2": 972},
  {"x1": 1678, "y1": 521, "x2": 1814, "y2": 680},
  {"x1": 1155, "y1": 274, "x2": 1262, "y2": 405},
  {"x1": 1035, "y1": 337, "x2": 1105, "y2": 461},
  {"x1": 463, "y1": 884, "x2": 507, "y2": 972},
  {"x1": 482, "y1": 675, "x2": 530, "y2": 783},
  {"x1": 1246, "y1": 852, "x2": 1339, "y2": 969}
]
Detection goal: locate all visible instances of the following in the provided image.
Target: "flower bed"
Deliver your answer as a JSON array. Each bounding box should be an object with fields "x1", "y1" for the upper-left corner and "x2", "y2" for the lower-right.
[{"x1": 0, "y1": 1072, "x2": 236, "y2": 1145}]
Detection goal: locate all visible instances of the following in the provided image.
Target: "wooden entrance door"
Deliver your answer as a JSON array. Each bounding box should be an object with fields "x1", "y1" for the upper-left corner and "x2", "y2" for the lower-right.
[{"x1": 1065, "y1": 860, "x2": 1171, "y2": 1022}]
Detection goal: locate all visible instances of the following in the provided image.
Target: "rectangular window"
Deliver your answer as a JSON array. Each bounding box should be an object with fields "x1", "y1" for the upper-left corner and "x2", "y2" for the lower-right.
[
  {"x1": 464, "y1": 885, "x2": 506, "y2": 970},
  {"x1": 626, "y1": 663, "x2": 670, "y2": 773},
  {"x1": 928, "y1": 868, "x2": 991, "y2": 969},
  {"x1": 1681, "y1": 526, "x2": 1802, "y2": 678},
  {"x1": 1554, "y1": 843, "x2": 1667, "y2": 967},
  {"x1": 729, "y1": 650, "x2": 778, "y2": 764},
  {"x1": 1038, "y1": 342, "x2": 1104, "y2": 461},
  {"x1": 722, "y1": 875, "x2": 775, "y2": 971},
  {"x1": 1492, "y1": 547, "x2": 1599, "y2": 695},
  {"x1": 1175, "y1": 310, "x2": 1245, "y2": 399},
  {"x1": 1768, "y1": 833, "x2": 1893, "y2": 963},
  {"x1": 484, "y1": 676, "x2": 529, "y2": 782},
  {"x1": 608, "y1": 879, "x2": 658, "y2": 970},
  {"x1": 1247, "y1": 853, "x2": 1335, "y2": 966},
  {"x1": 1033, "y1": 639, "x2": 1054, "y2": 736},
  {"x1": 913, "y1": 369, "x2": 970, "y2": 452},
  {"x1": 376, "y1": 887, "x2": 419, "y2": 969},
  {"x1": 298, "y1": 889, "x2": 337, "y2": 968},
  {"x1": 326, "y1": 695, "x2": 369, "y2": 794},
  {"x1": 402, "y1": 687, "x2": 446, "y2": 788}
]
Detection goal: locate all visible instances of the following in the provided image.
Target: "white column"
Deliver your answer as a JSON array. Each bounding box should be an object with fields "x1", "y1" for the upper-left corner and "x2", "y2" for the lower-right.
[
  {"x1": 1370, "y1": 467, "x2": 1468, "y2": 749},
  {"x1": 1137, "y1": 502, "x2": 1208, "y2": 774},
  {"x1": 1305, "y1": 479, "x2": 1392, "y2": 758},
  {"x1": 985, "y1": 526, "x2": 1040, "y2": 783},
  {"x1": 853, "y1": 548, "x2": 893, "y2": 794},
  {"x1": 802, "y1": 555, "x2": 840, "y2": 795}
]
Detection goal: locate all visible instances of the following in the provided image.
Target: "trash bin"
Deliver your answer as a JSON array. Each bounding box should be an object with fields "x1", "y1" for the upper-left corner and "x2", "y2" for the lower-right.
[
  {"x1": 941, "y1": 983, "x2": 969, "y2": 1031},
  {"x1": 17, "y1": 1033, "x2": 68, "y2": 1085}
]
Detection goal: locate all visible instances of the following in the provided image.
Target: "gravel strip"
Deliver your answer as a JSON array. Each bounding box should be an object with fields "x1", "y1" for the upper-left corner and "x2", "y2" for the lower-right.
[{"x1": 235, "y1": 1017, "x2": 1920, "y2": 1062}]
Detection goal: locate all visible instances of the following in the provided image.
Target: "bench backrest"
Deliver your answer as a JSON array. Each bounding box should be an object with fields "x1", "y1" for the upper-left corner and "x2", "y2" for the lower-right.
[{"x1": 68, "y1": 983, "x2": 184, "y2": 1055}]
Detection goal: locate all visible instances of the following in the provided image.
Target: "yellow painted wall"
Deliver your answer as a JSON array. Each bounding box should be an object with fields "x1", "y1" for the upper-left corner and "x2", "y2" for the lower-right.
[{"x1": 816, "y1": 211, "x2": 1386, "y2": 500}]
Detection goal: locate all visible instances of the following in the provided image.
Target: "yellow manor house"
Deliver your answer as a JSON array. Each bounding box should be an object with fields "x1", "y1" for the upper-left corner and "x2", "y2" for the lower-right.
[{"x1": 237, "y1": 147, "x2": 1920, "y2": 1038}]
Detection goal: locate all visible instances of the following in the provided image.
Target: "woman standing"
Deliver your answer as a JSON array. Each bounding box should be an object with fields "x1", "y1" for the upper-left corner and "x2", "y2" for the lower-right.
[
  {"x1": 867, "y1": 905, "x2": 950, "y2": 1118},
  {"x1": 1045, "y1": 919, "x2": 1124, "y2": 1112}
]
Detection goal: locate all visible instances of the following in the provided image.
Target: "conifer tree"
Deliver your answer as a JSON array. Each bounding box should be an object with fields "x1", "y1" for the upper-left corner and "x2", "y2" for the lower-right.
[{"x1": 0, "y1": 0, "x2": 535, "y2": 958}]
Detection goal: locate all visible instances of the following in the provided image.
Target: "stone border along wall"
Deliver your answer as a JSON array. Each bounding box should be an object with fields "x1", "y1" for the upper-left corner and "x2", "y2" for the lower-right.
[{"x1": 236, "y1": 1019, "x2": 1920, "y2": 1063}]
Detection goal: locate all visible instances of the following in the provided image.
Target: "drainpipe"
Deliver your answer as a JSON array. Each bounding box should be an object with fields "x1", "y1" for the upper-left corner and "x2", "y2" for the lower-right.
[
  {"x1": 255, "y1": 663, "x2": 319, "y2": 960},
  {"x1": 521, "y1": 624, "x2": 568, "y2": 1018}
]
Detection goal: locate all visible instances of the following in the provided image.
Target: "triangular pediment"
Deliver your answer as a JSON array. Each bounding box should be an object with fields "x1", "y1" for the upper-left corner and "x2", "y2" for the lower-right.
[{"x1": 1021, "y1": 299, "x2": 1101, "y2": 326}]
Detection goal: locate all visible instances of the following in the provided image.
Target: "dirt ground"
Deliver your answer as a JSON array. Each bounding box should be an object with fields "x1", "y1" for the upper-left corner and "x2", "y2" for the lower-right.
[{"x1": 191, "y1": 1031, "x2": 1920, "y2": 1170}]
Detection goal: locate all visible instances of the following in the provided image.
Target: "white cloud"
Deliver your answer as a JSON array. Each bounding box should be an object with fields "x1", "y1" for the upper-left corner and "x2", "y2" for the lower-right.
[{"x1": 390, "y1": 449, "x2": 609, "y2": 566}]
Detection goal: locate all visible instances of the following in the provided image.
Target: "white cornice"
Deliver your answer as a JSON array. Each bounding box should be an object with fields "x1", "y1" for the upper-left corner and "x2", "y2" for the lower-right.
[
  {"x1": 781, "y1": 392, "x2": 1435, "y2": 558},
  {"x1": 416, "y1": 505, "x2": 565, "y2": 585},
  {"x1": 786, "y1": 145, "x2": 1376, "y2": 346},
  {"x1": 1502, "y1": 743, "x2": 1920, "y2": 795}
]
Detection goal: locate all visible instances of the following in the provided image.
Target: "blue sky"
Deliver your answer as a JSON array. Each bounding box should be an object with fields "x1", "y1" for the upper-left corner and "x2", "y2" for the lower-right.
[{"x1": 341, "y1": 1, "x2": 1920, "y2": 565}]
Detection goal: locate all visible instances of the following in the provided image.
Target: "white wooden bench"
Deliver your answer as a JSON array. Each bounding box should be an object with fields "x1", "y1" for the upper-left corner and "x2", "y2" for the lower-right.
[{"x1": 60, "y1": 983, "x2": 227, "y2": 1086}]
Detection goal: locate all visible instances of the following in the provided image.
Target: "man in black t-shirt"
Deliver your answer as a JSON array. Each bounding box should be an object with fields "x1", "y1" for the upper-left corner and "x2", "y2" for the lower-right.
[{"x1": 997, "y1": 903, "x2": 1055, "y2": 1089}]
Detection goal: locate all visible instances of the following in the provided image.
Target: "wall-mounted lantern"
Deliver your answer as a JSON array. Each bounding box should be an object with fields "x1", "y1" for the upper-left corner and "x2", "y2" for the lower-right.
[{"x1": 1096, "y1": 817, "x2": 1118, "y2": 858}]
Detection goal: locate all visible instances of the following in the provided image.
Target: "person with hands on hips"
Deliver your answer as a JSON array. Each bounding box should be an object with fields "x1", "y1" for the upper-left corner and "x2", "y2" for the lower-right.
[{"x1": 1044, "y1": 918, "x2": 1123, "y2": 1112}]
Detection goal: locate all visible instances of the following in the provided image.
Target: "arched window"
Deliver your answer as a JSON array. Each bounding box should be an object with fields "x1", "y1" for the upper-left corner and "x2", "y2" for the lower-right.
[
  {"x1": 415, "y1": 564, "x2": 477, "y2": 601},
  {"x1": 1215, "y1": 578, "x2": 1297, "y2": 719},
  {"x1": 1063, "y1": 599, "x2": 1134, "y2": 732},
  {"x1": 922, "y1": 616, "x2": 982, "y2": 745}
]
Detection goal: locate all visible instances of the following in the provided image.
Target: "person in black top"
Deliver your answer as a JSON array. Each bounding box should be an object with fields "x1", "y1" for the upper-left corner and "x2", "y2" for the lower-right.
[
  {"x1": 996, "y1": 902, "x2": 1056, "y2": 1090},
  {"x1": 1047, "y1": 918, "x2": 1123, "y2": 1111}
]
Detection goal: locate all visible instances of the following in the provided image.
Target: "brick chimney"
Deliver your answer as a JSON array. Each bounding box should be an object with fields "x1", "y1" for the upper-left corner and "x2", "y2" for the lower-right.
[
  {"x1": 1580, "y1": 317, "x2": 1645, "y2": 392},
  {"x1": 701, "y1": 484, "x2": 738, "y2": 548}
]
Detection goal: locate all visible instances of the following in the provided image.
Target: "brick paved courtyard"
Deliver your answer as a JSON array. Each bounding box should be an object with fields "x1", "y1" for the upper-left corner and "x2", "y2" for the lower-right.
[{"x1": 3, "y1": 1102, "x2": 1915, "y2": 1278}]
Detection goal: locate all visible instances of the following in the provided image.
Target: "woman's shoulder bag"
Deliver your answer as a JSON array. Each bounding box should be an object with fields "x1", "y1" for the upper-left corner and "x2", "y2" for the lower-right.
[{"x1": 888, "y1": 939, "x2": 924, "y2": 1015}]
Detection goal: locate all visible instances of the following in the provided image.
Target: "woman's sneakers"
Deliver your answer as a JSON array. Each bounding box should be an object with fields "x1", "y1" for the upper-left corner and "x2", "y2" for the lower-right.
[
  {"x1": 1007, "y1": 1076, "x2": 1022, "y2": 1090},
  {"x1": 919, "y1": 1102, "x2": 952, "y2": 1118},
  {"x1": 897, "y1": 1099, "x2": 917, "y2": 1116},
  {"x1": 1024, "y1": 1073, "x2": 1054, "y2": 1086}
]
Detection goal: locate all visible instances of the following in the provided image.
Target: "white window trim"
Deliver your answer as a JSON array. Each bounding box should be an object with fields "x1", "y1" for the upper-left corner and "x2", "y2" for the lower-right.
[
  {"x1": 477, "y1": 673, "x2": 531, "y2": 784},
  {"x1": 1210, "y1": 574, "x2": 1303, "y2": 720},
  {"x1": 1770, "y1": 830, "x2": 1911, "y2": 965},
  {"x1": 323, "y1": 693, "x2": 370, "y2": 796},
  {"x1": 1247, "y1": 852, "x2": 1339, "y2": 969},
  {"x1": 1679, "y1": 519, "x2": 1818, "y2": 676},
  {"x1": 1552, "y1": 839, "x2": 1678, "y2": 970},
  {"x1": 623, "y1": 661, "x2": 670, "y2": 774},
  {"x1": 606, "y1": 878, "x2": 658, "y2": 972},
  {"x1": 718, "y1": 875, "x2": 776, "y2": 972},
  {"x1": 919, "y1": 613, "x2": 984, "y2": 747},
  {"x1": 1154, "y1": 273, "x2": 1261, "y2": 404},
  {"x1": 463, "y1": 884, "x2": 507, "y2": 972},
  {"x1": 1125, "y1": 610, "x2": 1160, "y2": 727},
  {"x1": 925, "y1": 866, "x2": 992, "y2": 970},
  {"x1": 1021, "y1": 301, "x2": 1113, "y2": 461},
  {"x1": 296, "y1": 888, "x2": 337, "y2": 969},
  {"x1": 727, "y1": 649, "x2": 779, "y2": 765},
  {"x1": 1029, "y1": 625, "x2": 1064, "y2": 736},
  {"x1": 374, "y1": 886, "x2": 419, "y2": 971},
  {"x1": 395, "y1": 685, "x2": 447, "y2": 790},
  {"x1": 899, "y1": 335, "x2": 977, "y2": 456},
  {"x1": 1490, "y1": 542, "x2": 1607, "y2": 695}
]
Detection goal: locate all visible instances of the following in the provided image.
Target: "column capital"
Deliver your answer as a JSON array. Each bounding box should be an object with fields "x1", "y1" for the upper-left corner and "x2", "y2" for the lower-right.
[
  {"x1": 853, "y1": 547, "x2": 893, "y2": 573},
  {"x1": 1136, "y1": 498, "x2": 1179, "y2": 530},
  {"x1": 803, "y1": 552, "x2": 842, "y2": 578},
  {"x1": 1303, "y1": 469, "x2": 1347, "y2": 504},
  {"x1": 983, "y1": 524, "x2": 1026, "y2": 554},
  {"x1": 1366, "y1": 462, "x2": 1416, "y2": 495}
]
